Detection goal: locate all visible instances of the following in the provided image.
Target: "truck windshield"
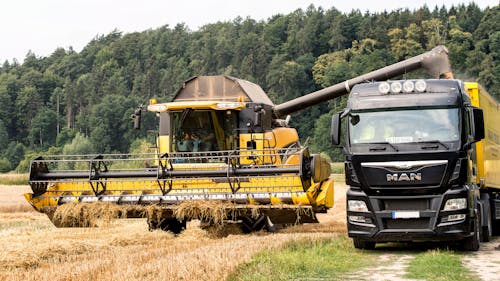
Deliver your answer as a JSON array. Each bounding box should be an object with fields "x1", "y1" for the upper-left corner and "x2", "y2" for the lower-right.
[{"x1": 349, "y1": 108, "x2": 459, "y2": 144}]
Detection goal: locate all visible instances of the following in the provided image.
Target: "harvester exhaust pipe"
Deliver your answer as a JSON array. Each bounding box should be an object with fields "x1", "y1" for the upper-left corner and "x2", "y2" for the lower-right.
[{"x1": 273, "y1": 45, "x2": 453, "y2": 117}]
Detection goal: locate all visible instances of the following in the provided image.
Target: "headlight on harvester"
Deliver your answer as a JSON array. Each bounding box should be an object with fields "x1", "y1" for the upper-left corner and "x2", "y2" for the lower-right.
[
  {"x1": 348, "y1": 200, "x2": 369, "y2": 212},
  {"x1": 216, "y1": 102, "x2": 244, "y2": 109},
  {"x1": 443, "y1": 198, "x2": 467, "y2": 211}
]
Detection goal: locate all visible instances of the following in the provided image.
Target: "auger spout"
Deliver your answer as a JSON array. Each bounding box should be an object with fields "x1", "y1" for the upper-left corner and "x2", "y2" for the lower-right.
[{"x1": 273, "y1": 45, "x2": 453, "y2": 117}]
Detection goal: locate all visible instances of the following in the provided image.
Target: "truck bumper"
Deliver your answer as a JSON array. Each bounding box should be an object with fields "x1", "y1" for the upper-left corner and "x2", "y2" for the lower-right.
[{"x1": 346, "y1": 187, "x2": 475, "y2": 243}]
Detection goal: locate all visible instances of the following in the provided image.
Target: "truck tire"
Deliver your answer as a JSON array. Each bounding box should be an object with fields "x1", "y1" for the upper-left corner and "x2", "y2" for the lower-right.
[
  {"x1": 463, "y1": 209, "x2": 480, "y2": 251},
  {"x1": 353, "y1": 238, "x2": 375, "y2": 250},
  {"x1": 482, "y1": 202, "x2": 492, "y2": 242},
  {"x1": 492, "y1": 200, "x2": 500, "y2": 236}
]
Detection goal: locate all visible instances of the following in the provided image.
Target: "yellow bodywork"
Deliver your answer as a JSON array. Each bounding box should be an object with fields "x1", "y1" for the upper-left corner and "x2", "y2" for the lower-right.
[
  {"x1": 466, "y1": 82, "x2": 500, "y2": 189},
  {"x1": 25, "y1": 100, "x2": 334, "y2": 226}
]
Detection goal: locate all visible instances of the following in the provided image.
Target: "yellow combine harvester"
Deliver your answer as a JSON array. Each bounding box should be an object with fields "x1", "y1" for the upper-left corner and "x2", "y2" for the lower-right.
[
  {"x1": 26, "y1": 46, "x2": 453, "y2": 233},
  {"x1": 27, "y1": 76, "x2": 333, "y2": 232}
]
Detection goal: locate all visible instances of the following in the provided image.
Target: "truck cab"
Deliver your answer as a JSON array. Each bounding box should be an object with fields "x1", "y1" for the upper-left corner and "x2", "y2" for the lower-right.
[{"x1": 331, "y1": 79, "x2": 485, "y2": 250}]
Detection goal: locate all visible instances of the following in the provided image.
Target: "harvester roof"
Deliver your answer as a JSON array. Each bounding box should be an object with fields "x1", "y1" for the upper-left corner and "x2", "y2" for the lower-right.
[{"x1": 172, "y1": 75, "x2": 274, "y2": 106}]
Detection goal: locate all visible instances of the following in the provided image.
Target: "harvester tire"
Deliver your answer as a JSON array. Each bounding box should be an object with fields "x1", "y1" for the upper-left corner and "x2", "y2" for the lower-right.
[
  {"x1": 148, "y1": 218, "x2": 186, "y2": 234},
  {"x1": 240, "y1": 216, "x2": 277, "y2": 233}
]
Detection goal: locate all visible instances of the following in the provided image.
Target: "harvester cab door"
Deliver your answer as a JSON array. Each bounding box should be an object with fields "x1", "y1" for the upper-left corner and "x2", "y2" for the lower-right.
[{"x1": 171, "y1": 109, "x2": 237, "y2": 154}]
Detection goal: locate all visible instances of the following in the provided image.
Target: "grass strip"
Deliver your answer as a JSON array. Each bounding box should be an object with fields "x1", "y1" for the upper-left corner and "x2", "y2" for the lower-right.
[
  {"x1": 405, "y1": 249, "x2": 480, "y2": 281},
  {"x1": 227, "y1": 236, "x2": 374, "y2": 281},
  {"x1": 0, "y1": 174, "x2": 28, "y2": 185}
]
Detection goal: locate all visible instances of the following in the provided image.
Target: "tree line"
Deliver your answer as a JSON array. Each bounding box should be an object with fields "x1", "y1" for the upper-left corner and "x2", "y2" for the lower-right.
[{"x1": 0, "y1": 3, "x2": 498, "y2": 171}]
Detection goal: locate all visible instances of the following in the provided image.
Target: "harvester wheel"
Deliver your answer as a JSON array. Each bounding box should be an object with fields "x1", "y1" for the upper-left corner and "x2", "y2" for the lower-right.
[
  {"x1": 240, "y1": 216, "x2": 277, "y2": 233},
  {"x1": 147, "y1": 218, "x2": 186, "y2": 234}
]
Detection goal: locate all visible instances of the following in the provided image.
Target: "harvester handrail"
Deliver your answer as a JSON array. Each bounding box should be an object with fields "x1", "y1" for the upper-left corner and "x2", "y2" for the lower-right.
[{"x1": 30, "y1": 148, "x2": 305, "y2": 182}]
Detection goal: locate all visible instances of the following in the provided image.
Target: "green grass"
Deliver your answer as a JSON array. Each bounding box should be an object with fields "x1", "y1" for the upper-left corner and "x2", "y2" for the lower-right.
[
  {"x1": 405, "y1": 249, "x2": 480, "y2": 281},
  {"x1": 0, "y1": 173, "x2": 29, "y2": 185},
  {"x1": 330, "y1": 162, "x2": 345, "y2": 174},
  {"x1": 331, "y1": 173, "x2": 345, "y2": 183},
  {"x1": 227, "y1": 236, "x2": 374, "y2": 281}
]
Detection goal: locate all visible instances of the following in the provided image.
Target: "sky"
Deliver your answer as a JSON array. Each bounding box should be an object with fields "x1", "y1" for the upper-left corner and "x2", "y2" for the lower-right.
[{"x1": 0, "y1": 0, "x2": 497, "y2": 63}]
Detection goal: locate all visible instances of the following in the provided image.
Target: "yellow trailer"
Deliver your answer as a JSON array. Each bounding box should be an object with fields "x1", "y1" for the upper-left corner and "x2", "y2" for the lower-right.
[
  {"x1": 466, "y1": 82, "x2": 500, "y2": 238},
  {"x1": 467, "y1": 82, "x2": 500, "y2": 189}
]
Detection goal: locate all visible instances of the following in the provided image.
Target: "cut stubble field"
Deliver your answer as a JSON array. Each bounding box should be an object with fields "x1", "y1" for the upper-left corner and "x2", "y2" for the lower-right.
[{"x1": 0, "y1": 183, "x2": 348, "y2": 281}]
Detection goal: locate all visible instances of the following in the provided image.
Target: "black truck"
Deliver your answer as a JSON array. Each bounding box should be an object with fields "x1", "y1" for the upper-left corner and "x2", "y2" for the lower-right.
[
  {"x1": 330, "y1": 78, "x2": 493, "y2": 250},
  {"x1": 275, "y1": 46, "x2": 499, "y2": 250}
]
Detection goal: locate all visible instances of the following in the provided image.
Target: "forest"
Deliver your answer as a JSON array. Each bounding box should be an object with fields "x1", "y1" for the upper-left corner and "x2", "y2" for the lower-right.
[{"x1": 0, "y1": 3, "x2": 498, "y2": 172}]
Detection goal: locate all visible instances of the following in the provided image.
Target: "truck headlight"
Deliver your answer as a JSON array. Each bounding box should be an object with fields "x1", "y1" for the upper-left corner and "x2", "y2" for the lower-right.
[
  {"x1": 447, "y1": 214, "x2": 466, "y2": 221},
  {"x1": 348, "y1": 200, "x2": 368, "y2": 212},
  {"x1": 443, "y1": 198, "x2": 466, "y2": 211}
]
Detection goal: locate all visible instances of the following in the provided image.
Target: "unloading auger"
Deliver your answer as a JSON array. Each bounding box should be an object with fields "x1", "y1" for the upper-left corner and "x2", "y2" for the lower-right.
[{"x1": 26, "y1": 46, "x2": 452, "y2": 233}]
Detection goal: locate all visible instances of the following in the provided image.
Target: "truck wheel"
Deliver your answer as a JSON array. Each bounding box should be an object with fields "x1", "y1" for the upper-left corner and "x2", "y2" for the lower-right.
[
  {"x1": 463, "y1": 210, "x2": 480, "y2": 251},
  {"x1": 482, "y1": 203, "x2": 492, "y2": 242},
  {"x1": 353, "y1": 238, "x2": 375, "y2": 250},
  {"x1": 492, "y1": 201, "x2": 500, "y2": 236}
]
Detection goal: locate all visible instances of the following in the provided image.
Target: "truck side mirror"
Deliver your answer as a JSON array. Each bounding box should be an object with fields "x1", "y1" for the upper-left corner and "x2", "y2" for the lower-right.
[
  {"x1": 471, "y1": 107, "x2": 484, "y2": 142},
  {"x1": 132, "y1": 108, "x2": 142, "y2": 130},
  {"x1": 330, "y1": 112, "x2": 341, "y2": 145}
]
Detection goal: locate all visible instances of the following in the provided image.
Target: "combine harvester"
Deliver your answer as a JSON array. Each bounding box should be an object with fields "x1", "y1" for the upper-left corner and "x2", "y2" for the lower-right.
[{"x1": 26, "y1": 46, "x2": 455, "y2": 233}]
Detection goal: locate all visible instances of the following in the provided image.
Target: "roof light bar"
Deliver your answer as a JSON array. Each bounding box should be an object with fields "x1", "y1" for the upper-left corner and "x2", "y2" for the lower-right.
[
  {"x1": 378, "y1": 82, "x2": 390, "y2": 94},
  {"x1": 415, "y1": 80, "x2": 427, "y2": 92},
  {"x1": 402, "y1": 81, "x2": 415, "y2": 93},
  {"x1": 390, "y1": 81, "x2": 402, "y2": 93}
]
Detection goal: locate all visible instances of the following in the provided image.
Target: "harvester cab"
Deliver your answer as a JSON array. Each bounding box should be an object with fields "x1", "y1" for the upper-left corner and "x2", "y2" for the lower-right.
[{"x1": 26, "y1": 75, "x2": 334, "y2": 233}]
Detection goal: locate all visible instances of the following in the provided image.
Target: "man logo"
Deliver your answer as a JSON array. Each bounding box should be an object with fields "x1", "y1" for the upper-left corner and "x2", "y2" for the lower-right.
[{"x1": 386, "y1": 173, "x2": 422, "y2": 182}]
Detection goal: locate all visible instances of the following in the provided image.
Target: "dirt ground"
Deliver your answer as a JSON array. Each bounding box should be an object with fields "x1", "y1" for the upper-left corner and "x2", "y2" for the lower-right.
[{"x1": 462, "y1": 236, "x2": 500, "y2": 281}]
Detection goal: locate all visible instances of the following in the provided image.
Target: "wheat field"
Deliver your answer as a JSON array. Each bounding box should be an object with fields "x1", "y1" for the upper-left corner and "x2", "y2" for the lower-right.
[{"x1": 0, "y1": 183, "x2": 347, "y2": 281}]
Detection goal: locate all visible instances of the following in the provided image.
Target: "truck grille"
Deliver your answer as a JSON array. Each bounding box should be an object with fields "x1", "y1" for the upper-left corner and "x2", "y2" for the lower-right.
[
  {"x1": 384, "y1": 218, "x2": 429, "y2": 229},
  {"x1": 383, "y1": 199, "x2": 429, "y2": 211}
]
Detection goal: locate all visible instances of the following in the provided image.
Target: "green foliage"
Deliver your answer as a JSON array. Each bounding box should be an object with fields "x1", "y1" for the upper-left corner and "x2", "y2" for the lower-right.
[
  {"x1": 228, "y1": 236, "x2": 375, "y2": 281},
  {"x1": 3, "y1": 142, "x2": 25, "y2": 170},
  {"x1": 16, "y1": 146, "x2": 63, "y2": 173},
  {"x1": 0, "y1": 119, "x2": 8, "y2": 154},
  {"x1": 0, "y1": 158, "x2": 11, "y2": 172},
  {"x1": 62, "y1": 133, "x2": 93, "y2": 155},
  {"x1": 0, "y1": 3, "x2": 497, "y2": 160},
  {"x1": 28, "y1": 106, "x2": 58, "y2": 147},
  {"x1": 55, "y1": 127, "x2": 77, "y2": 147},
  {"x1": 129, "y1": 138, "x2": 154, "y2": 154},
  {"x1": 88, "y1": 95, "x2": 138, "y2": 153},
  {"x1": 405, "y1": 249, "x2": 480, "y2": 281}
]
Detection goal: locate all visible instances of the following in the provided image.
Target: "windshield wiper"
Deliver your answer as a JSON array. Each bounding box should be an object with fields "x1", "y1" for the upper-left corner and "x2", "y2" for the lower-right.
[
  {"x1": 368, "y1": 142, "x2": 399, "y2": 152},
  {"x1": 416, "y1": 140, "x2": 450, "y2": 150}
]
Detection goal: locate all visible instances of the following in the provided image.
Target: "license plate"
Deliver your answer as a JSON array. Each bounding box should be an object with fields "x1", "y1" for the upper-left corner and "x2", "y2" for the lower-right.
[{"x1": 392, "y1": 211, "x2": 420, "y2": 219}]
